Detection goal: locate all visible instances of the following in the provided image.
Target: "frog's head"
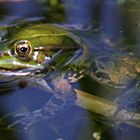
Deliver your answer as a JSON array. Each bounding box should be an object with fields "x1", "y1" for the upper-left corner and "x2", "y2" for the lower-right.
[{"x1": 0, "y1": 24, "x2": 85, "y2": 79}]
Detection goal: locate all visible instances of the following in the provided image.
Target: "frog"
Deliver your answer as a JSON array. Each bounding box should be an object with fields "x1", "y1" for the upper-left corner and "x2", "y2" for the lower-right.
[
  {"x1": 0, "y1": 23, "x2": 91, "y2": 130},
  {"x1": 0, "y1": 23, "x2": 139, "y2": 130}
]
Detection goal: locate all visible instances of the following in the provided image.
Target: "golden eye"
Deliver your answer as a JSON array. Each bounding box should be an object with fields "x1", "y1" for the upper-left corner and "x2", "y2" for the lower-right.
[{"x1": 14, "y1": 40, "x2": 32, "y2": 59}]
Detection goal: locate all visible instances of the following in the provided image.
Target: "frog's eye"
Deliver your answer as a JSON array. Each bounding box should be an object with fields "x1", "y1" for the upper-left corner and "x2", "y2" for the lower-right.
[{"x1": 14, "y1": 40, "x2": 32, "y2": 59}]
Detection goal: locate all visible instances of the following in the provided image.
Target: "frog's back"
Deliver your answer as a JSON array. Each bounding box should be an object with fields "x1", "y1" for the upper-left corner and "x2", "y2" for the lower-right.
[{"x1": 15, "y1": 24, "x2": 69, "y2": 37}]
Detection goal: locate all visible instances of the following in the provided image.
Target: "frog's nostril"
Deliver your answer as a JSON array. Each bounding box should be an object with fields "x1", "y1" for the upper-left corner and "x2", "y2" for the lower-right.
[{"x1": 0, "y1": 30, "x2": 8, "y2": 43}]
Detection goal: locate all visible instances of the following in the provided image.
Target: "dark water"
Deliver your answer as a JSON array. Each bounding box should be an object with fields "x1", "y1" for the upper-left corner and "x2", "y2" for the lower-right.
[{"x1": 0, "y1": 0, "x2": 140, "y2": 140}]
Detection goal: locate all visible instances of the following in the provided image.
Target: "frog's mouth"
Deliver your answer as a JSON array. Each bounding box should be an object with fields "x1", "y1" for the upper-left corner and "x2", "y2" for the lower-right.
[
  {"x1": 0, "y1": 59, "x2": 43, "y2": 77},
  {"x1": 0, "y1": 68, "x2": 40, "y2": 77},
  {"x1": 0, "y1": 58, "x2": 45, "y2": 76}
]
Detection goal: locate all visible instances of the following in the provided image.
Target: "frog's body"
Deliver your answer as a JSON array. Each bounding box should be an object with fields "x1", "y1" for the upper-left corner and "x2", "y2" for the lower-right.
[
  {"x1": 0, "y1": 23, "x2": 91, "y2": 129},
  {"x1": 0, "y1": 23, "x2": 139, "y2": 129},
  {"x1": 0, "y1": 24, "x2": 90, "y2": 88},
  {"x1": 0, "y1": 24, "x2": 89, "y2": 72}
]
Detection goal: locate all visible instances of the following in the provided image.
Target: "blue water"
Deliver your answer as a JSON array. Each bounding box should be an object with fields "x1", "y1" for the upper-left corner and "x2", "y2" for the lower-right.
[{"x1": 0, "y1": 0, "x2": 140, "y2": 140}]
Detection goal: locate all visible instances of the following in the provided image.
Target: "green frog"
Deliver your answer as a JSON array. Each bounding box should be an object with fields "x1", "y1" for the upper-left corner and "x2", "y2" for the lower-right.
[
  {"x1": 0, "y1": 23, "x2": 90, "y2": 130},
  {"x1": 0, "y1": 23, "x2": 139, "y2": 130}
]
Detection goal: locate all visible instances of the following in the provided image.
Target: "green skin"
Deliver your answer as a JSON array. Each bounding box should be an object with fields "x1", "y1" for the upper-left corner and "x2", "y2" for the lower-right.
[
  {"x1": 0, "y1": 24, "x2": 90, "y2": 83},
  {"x1": 0, "y1": 23, "x2": 138, "y2": 87},
  {"x1": 0, "y1": 23, "x2": 139, "y2": 129},
  {"x1": 0, "y1": 24, "x2": 83, "y2": 70},
  {"x1": 0, "y1": 23, "x2": 90, "y2": 130}
]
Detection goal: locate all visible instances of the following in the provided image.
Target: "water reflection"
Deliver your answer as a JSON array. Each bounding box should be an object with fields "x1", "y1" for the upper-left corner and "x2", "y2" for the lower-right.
[
  {"x1": 101, "y1": 0, "x2": 122, "y2": 40},
  {"x1": 0, "y1": 0, "x2": 139, "y2": 140}
]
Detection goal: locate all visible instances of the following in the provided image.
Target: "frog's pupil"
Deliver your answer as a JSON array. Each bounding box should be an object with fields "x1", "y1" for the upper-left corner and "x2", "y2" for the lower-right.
[{"x1": 20, "y1": 46, "x2": 28, "y2": 53}]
